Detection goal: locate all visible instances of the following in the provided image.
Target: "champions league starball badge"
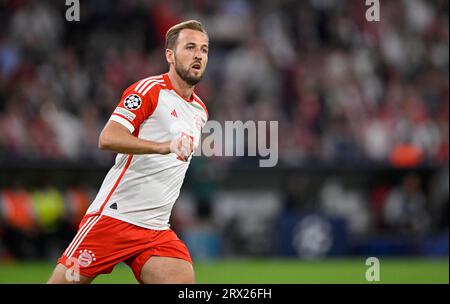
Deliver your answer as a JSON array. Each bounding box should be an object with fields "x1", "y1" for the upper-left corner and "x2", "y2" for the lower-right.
[{"x1": 124, "y1": 94, "x2": 142, "y2": 110}]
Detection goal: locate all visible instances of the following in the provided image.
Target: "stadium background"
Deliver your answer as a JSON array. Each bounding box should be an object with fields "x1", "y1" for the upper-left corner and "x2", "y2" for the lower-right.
[{"x1": 0, "y1": 0, "x2": 448, "y2": 283}]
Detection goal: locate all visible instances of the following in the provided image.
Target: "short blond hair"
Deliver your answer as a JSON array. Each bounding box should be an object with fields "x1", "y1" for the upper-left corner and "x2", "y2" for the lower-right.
[{"x1": 165, "y1": 20, "x2": 208, "y2": 50}]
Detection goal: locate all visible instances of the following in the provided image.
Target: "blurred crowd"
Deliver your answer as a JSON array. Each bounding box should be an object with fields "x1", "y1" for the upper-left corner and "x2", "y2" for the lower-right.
[
  {"x1": 0, "y1": 0, "x2": 448, "y2": 167},
  {"x1": 1, "y1": 168, "x2": 448, "y2": 260},
  {"x1": 0, "y1": 185, "x2": 93, "y2": 260},
  {"x1": 0, "y1": 0, "x2": 448, "y2": 260}
]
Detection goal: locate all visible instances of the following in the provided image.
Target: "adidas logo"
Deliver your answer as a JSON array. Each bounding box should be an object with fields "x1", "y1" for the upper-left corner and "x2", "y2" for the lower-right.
[
  {"x1": 171, "y1": 109, "x2": 178, "y2": 118},
  {"x1": 110, "y1": 202, "x2": 118, "y2": 210}
]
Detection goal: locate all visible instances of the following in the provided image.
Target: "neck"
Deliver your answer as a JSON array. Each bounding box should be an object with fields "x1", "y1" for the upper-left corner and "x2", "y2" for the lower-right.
[{"x1": 167, "y1": 69, "x2": 195, "y2": 100}]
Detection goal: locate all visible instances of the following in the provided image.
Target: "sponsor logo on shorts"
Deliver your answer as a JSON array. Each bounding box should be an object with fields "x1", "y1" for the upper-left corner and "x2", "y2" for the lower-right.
[
  {"x1": 114, "y1": 107, "x2": 136, "y2": 121},
  {"x1": 77, "y1": 249, "x2": 96, "y2": 267}
]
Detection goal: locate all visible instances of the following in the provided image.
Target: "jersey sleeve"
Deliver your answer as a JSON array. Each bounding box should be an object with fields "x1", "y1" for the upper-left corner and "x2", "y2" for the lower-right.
[{"x1": 109, "y1": 84, "x2": 157, "y2": 134}]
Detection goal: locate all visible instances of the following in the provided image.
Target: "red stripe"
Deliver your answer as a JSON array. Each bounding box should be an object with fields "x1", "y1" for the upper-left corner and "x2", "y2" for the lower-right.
[
  {"x1": 88, "y1": 124, "x2": 142, "y2": 218},
  {"x1": 89, "y1": 155, "x2": 134, "y2": 216},
  {"x1": 112, "y1": 112, "x2": 134, "y2": 125}
]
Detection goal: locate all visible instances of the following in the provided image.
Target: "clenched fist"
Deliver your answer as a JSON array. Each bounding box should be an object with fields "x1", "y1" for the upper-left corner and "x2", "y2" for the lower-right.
[{"x1": 170, "y1": 135, "x2": 194, "y2": 162}]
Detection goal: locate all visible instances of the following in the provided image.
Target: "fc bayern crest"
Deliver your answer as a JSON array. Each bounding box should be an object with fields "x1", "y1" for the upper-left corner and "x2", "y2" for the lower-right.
[
  {"x1": 77, "y1": 249, "x2": 96, "y2": 267},
  {"x1": 124, "y1": 94, "x2": 142, "y2": 110},
  {"x1": 194, "y1": 113, "x2": 201, "y2": 131}
]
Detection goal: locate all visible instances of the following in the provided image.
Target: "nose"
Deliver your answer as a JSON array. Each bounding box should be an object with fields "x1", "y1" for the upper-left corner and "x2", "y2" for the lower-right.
[
  {"x1": 194, "y1": 54, "x2": 202, "y2": 61},
  {"x1": 194, "y1": 48, "x2": 203, "y2": 61}
]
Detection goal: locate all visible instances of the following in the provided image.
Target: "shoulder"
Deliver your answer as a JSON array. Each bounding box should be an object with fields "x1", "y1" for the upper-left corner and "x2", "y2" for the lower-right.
[
  {"x1": 117, "y1": 74, "x2": 167, "y2": 118},
  {"x1": 124, "y1": 74, "x2": 167, "y2": 99},
  {"x1": 192, "y1": 92, "x2": 209, "y2": 120}
]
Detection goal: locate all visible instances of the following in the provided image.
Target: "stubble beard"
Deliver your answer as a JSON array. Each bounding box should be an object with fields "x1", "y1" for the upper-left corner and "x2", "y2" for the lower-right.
[{"x1": 174, "y1": 54, "x2": 203, "y2": 86}]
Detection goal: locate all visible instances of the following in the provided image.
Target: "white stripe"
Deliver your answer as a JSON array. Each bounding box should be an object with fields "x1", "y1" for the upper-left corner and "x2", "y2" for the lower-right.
[
  {"x1": 67, "y1": 215, "x2": 102, "y2": 258},
  {"x1": 137, "y1": 79, "x2": 164, "y2": 94},
  {"x1": 64, "y1": 216, "x2": 96, "y2": 255},
  {"x1": 135, "y1": 76, "x2": 162, "y2": 92},
  {"x1": 66, "y1": 215, "x2": 102, "y2": 258},
  {"x1": 142, "y1": 82, "x2": 165, "y2": 95},
  {"x1": 110, "y1": 115, "x2": 135, "y2": 133},
  {"x1": 135, "y1": 76, "x2": 163, "y2": 92}
]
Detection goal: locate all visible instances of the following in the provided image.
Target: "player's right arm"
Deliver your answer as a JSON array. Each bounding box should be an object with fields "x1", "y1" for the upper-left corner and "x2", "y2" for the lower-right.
[
  {"x1": 99, "y1": 121, "x2": 193, "y2": 161},
  {"x1": 98, "y1": 79, "x2": 193, "y2": 161}
]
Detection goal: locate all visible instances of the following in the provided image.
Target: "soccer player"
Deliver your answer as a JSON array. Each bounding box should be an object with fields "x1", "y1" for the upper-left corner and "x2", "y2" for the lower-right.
[{"x1": 47, "y1": 20, "x2": 209, "y2": 284}]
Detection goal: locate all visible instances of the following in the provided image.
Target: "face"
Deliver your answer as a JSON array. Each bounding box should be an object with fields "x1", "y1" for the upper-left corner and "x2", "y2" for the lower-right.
[{"x1": 168, "y1": 29, "x2": 209, "y2": 86}]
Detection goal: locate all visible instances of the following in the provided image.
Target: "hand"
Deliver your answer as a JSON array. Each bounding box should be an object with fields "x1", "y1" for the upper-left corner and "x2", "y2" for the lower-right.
[{"x1": 169, "y1": 135, "x2": 194, "y2": 161}]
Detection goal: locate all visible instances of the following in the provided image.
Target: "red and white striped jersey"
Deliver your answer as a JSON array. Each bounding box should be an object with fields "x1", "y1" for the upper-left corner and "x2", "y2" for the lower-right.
[{"x1": 85, "y1": 73, "x2": 208, "y2": 230}]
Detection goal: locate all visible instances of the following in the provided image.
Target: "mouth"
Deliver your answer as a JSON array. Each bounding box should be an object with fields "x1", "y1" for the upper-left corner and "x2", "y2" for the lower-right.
[{"x1": 191, "y1": 62, "x2": 201, "y2": 70}]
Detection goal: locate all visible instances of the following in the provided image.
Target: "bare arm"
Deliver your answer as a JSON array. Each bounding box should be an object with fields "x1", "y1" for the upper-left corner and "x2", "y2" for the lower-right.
[{"x1": 98, "y1": 120, "x2": 193, "y2": 161}]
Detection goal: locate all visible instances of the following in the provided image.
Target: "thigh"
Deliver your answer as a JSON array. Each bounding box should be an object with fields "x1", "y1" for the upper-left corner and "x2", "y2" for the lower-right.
[
  {"x1": 57, "y1": 215, "x2": 142, "y2": 278},
  {"x1": 140, "y1": 256, "x2": 195, "y2": 284},
  {"x1": 47, "y1": 263, "x2": 95, "y2": 284}
]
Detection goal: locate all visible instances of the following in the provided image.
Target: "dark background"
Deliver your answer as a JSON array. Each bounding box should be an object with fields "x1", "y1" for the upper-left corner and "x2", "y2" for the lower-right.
[{"x1": 0, "y1": 0, "x2": 448, "y2": 263}]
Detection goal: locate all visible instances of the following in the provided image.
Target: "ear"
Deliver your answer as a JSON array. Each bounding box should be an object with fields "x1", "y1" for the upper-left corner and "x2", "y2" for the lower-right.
[{"x1": 165, "y1": 49, "x2": 175, "y2": 65}]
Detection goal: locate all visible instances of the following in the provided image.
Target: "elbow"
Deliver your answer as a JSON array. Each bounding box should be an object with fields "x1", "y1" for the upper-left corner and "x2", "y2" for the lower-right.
[{"x1": 98, "y1": 131, "x2": 112, "y2": 150}]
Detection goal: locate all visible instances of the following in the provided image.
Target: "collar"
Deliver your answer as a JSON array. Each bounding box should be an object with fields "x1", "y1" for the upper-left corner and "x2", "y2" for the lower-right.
[{"x1": 163, "y1": 73, "x2": 194, "y2": 103}]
